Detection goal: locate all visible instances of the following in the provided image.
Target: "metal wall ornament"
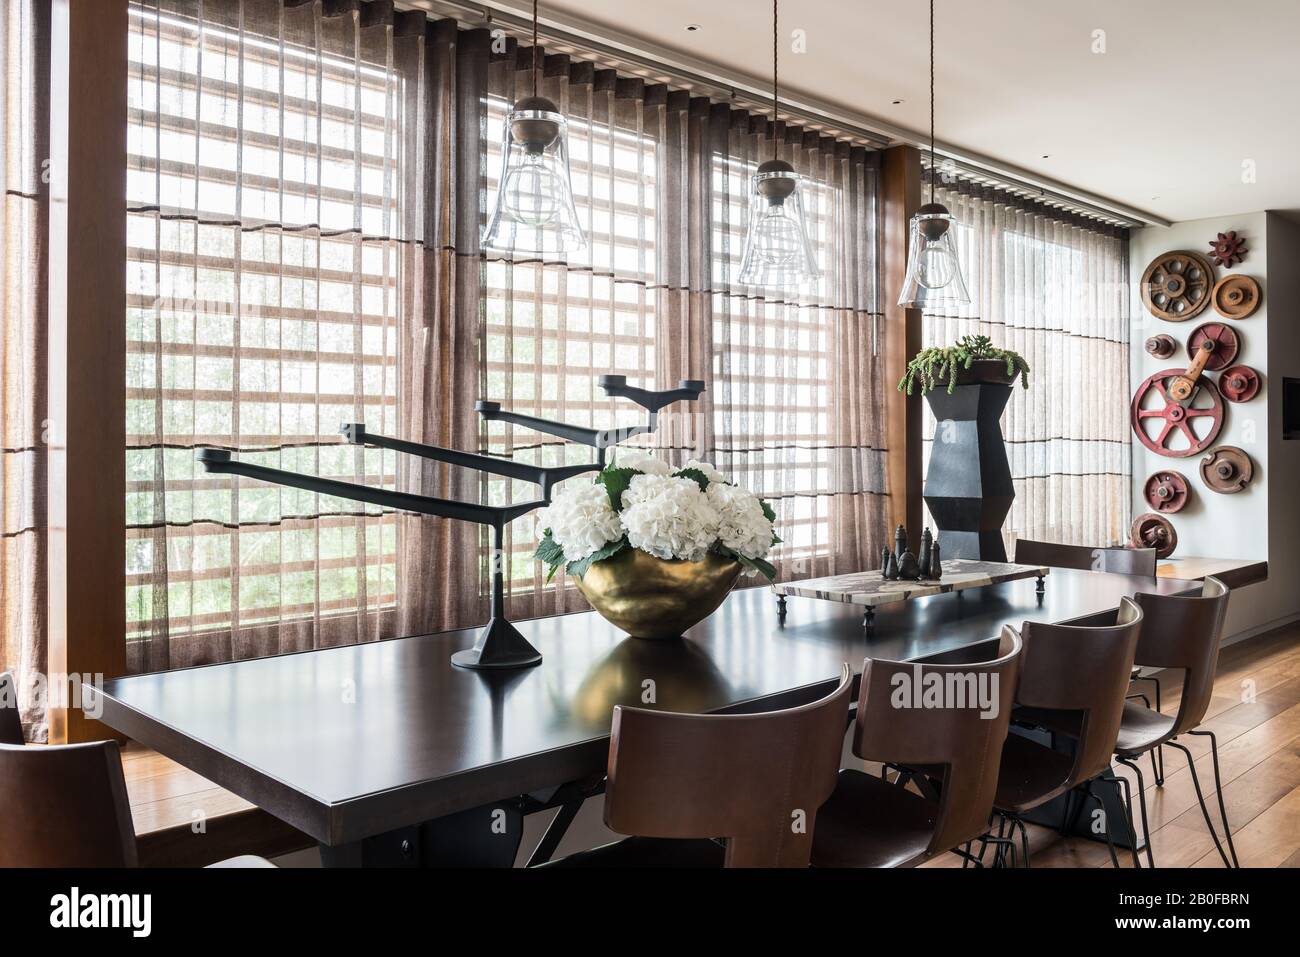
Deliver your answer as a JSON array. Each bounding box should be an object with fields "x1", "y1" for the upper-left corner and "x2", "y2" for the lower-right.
[
  {"x1": 738, "y1": 0, "x2": 819, "y2": 288},
  {"x1": 1211, "y1": 274, "x2": 1261, "y2": 319},
  {"x1": 1145, "y1": 334, "x2": 1177, "y2": 360},
  {"x1": 1219, "y1": 365, "x2": 1260, "y2": 403},
  {"x1": 1143, "y1": 470, "x2": 1191, "y2": 513},
  {"x1": 1131, "y1": 368, "x2": 1224, "y2": 457},
  {"x1": 1200, "y1": 446, "x2": 1254, "y2": 493},
  {"x1": 897, "y1": 0, "x2": 971, "y2": 309},
  {"x1": 1130, "y1": 513, "x2": 1178, "y2": 559},
  {"x1": 1208, "y1": 230, "x2": 1248, "y2": 268},
  {"x1": 1140, "y1": 250, "x2": 1215, "y2": 321},
  {"x1": 1186, "y1": 321, "x2": 1239, "y2": 372},
  {"x1": 482, "y1": 1, "x2": 586, "y2": 255}
]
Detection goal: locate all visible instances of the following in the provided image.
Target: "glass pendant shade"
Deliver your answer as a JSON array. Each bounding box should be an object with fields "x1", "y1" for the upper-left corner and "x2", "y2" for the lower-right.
[
  {"x1": 738, "y1": 159, "x2": 820, "y2": 287},
  {"x1": 483, "y1": 95, "x2": 586, "y2": 254},
  {"x1": 897, "y1": 202, "x2": 970, "y2": 308}
]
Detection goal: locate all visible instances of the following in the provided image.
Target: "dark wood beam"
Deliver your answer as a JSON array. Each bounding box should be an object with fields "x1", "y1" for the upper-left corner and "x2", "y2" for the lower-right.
[
  {"x1": 882, "y1": 145, "x2": 923, "y2": 536},
  {"x1": 46, "y1": 0, "x2": 128, "y2": 743}
]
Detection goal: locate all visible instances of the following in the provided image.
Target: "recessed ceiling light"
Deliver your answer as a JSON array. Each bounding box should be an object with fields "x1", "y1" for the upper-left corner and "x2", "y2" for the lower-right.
[
  {"x1": 892, "y1": 99, "x2": 904, "y2": 105},
  {"x1": 1041, "y1": 154, "x2": 1050, "y2": 159},
  {"x1": 685, "y1": 24, "x2": 701, "y2": 32}
]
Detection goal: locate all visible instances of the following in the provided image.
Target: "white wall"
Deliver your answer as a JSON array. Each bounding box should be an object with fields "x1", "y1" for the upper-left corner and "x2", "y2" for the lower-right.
[{"x1": 1129, "y1": 211, "x2": 1298, "y2": 637}]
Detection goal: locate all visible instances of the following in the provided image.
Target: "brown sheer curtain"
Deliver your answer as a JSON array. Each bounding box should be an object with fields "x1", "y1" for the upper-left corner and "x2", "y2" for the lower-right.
[
  {"x1": 921, "y1": 172, "x2": 1131, "y2": 550},
  {"x1": 126, "y1": 0, "x2": 890, "y2": 671},
  {"x1": 2, "y1": 0, "x2": 50, "y2": 741}
]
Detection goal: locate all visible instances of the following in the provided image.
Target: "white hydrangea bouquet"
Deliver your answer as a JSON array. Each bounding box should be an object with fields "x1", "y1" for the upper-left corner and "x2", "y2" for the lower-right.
[{"x1": 534, "y1": 450, "x2": 780, "y2": 581}]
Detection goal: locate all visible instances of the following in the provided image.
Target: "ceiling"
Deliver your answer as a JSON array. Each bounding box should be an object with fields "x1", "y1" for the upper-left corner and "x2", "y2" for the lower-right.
[{"x1": 527, "y1": 0, "x2": 1300, "y2": 224}]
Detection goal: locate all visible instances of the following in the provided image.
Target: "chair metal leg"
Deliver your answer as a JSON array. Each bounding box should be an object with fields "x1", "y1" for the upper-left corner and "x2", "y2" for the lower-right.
[
  {"x1": 1187, "y1": 729, "x2": 1239, "y2": 868},
  {"x1": 1150, "y1": 743, "x2": 1165, "y2": 786},
  {"x1": 1117, "y1": 756, "x2": 1155, "y2": 868},
  {"x1": 1012, "y1": 816, "x2": 1030, "y2": 868},
  {"x1": 1110, "y1": 773, "x2": 1142, "y2": 869},
  {"x1": 1085, "y1": 781, "x2": 1120, "y2": 868},
  {"x1": 1165, "y1": 739, "x2": 1233, "y2": 868}
]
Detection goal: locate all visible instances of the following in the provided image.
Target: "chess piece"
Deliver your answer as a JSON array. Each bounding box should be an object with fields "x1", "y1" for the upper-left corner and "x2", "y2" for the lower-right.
[
  {"x1": 898, "y1": 549, "x2": 920, "y2": 580},
  {"x1": 894, "y1": 525, "x2": 908, "y2": 564},
  {"x1": 884, "y1": 552, "x2": 899, "y2": 580},
  {"x1": 917, "y1": 529, "x2": 932, "y2": 580},
  {"x1": 929, "y1": 540, "x2": 942, "y2": 580},
  {"x1": 881, "y1": 546, "x2": 891, "y2": 579}
]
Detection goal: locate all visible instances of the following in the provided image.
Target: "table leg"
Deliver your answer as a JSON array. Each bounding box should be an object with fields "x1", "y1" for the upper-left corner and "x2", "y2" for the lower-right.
[
  {"x1": 776, "y1": 594, "x2": 787, "y2": 620},
  {"x1": 863, "y1": 607, "x2": 875, "y2": 635},
  {"x1": 1036, "y1": 574, "x2": 1045, "y2": 594}
]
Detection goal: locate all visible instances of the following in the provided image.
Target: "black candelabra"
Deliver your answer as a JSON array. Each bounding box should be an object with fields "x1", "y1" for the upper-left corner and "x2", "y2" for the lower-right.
[{"x1": 197, "y1": 376, "x2": 705, "y2": 671}]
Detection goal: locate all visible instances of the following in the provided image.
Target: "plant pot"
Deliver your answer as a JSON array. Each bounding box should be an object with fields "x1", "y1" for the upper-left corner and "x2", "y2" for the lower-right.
[
  {"x1": 931, "y1": 358, "x2": 1018, "y2": 391},
  {"x1": 923, "y1": 379, "x2": 1016, "y2": 562},
  {"x1": 575, "y1": 548, "x2": 743, "y2": 640}
]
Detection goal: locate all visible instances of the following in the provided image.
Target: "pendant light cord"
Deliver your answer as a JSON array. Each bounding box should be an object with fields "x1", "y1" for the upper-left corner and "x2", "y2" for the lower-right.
[
  {"x1": 532, "y1": 0, "x2": 539, "y2": 99},
  {"x1": 772, "y1": 0, "x2": 779, "y2": 162},
  {"x1": 929, "y1": 0, "x2": 935, "y2": 204}
]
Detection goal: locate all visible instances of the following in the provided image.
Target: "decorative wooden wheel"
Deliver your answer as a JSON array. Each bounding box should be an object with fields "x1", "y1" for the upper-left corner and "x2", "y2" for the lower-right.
[
  {"x1": 1219, "y1": 365, "x2": 1259, "y2": 403},
  {"x1": 1143, "y1": 470, "x2": 1190, "y2": 513},
  {"x1": 1141, "y1": 250, "x2": 1215, "y2": 321},
  {"x1": 1186, "y1": 321, "x2": 1239, "y2": 372},
  {"x1": 1130, "y1": 513, "x2": 1178, "y2": 559},
  {"x1": 1211, "y1": 274, "x2": 1260, "y2": 319},
  {"x1": 1130, "y1": 368, "x2": 1224, "y2": 457}
]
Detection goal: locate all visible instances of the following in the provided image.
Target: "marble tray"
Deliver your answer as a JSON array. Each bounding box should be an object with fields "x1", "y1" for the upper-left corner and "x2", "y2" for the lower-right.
[{"x1": 775, "y1": 559, "x2": 1049, "y2": 624}]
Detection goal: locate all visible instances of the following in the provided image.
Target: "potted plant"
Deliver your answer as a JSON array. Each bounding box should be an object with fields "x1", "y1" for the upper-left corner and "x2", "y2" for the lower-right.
[
  {"x1": 898, "y1": 334, "x2": 1030, "y2": 396},
  {"x1": 903, "y1": 335, "x2": 1029, "y2": 563},
  {"x1": 534, "y1": 451, "x2": 779, "y2": 639}
]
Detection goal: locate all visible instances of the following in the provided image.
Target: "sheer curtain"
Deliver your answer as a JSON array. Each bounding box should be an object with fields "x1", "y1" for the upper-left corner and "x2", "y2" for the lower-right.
[
  {"x1": 921, "y1": 172, "x2": 1131, "y2": 550},
  {"x1": 1, "y1": 0, "x2": 50, "y2": 741},
  {"x1": 126, "y1": 0, "x2": 891, "y2": 670}
]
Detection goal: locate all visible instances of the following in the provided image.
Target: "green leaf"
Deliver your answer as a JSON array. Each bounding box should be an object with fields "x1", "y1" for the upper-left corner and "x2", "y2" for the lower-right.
[
  {"x1": 736, "y1": 554, "x2": 778, "y2": 581},
  {"x1": 534, "y1": 530, "x2": 565, "y2": 565},
  {"x1": 566, "y1": 537, "x2": 628, "y2": 580},
  {"x1": 674, "y1": 467, "x2": 710, "y2": 491},
  {"x1": 760, "y1": 499, "x2": 777, "y2": 524},
  {"x1": 596, "y1": 467, "x2": 637, "y2": 510}
]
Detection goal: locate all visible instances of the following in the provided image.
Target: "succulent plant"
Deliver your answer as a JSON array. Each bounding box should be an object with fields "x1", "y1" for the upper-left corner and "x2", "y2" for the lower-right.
[{"x1": 898, "y1": 334, "x2": 1031, "y2": 396}]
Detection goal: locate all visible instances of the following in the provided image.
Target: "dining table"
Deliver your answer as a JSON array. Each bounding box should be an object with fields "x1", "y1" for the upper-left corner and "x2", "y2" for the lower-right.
[{"x1": 85, "y1": 560, "x2": 1267, "y2": 866}]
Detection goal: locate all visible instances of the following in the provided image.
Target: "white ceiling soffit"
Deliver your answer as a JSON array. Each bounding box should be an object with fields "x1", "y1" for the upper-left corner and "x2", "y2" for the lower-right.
[{"x1": 410, "y1": 0, "x2": 1300, "y2": 227}]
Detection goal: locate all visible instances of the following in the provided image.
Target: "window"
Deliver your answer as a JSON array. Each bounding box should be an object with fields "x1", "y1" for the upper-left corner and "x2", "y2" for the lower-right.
[{"x1": 125, "y1": 2, "x2": 403, "y2": 655}]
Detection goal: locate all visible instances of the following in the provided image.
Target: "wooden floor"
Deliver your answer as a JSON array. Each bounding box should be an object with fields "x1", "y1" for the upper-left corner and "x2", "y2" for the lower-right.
[
  {"x1": 922, "y1": 619, "x2": 1300, "y2": 868},
  {"x1": 122, "y1": 619, "x2": 1300, "y2": 867}
]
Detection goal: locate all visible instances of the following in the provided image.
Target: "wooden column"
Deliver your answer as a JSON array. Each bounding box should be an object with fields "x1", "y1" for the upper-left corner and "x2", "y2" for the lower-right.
[
  {"x1": 881, "y1": 145, "x2": 923, "y2": 537},
  {"x1": 46, "y1": 0, "x2": 128, "y2": 743}
]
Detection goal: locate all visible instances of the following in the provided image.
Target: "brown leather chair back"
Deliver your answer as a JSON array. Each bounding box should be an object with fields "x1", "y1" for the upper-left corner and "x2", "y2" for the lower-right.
[
  {"x1": 0, "y1": 672, "x2": 24, "y2": 745},
  {"x1": 0, "y1": 740, "x2": 138, "y2": 867},
  {"x1": 853, "y1": 628, "x2": 1022, "y2": 858},
  {"x1": 604, "y1": 664, "x2": 853, "y2": 867},
  {"x1": 1016, "y1": 597, "x2": 1143, "y2": 785},
  {"x1": 1133, "y1": 576, "x2": 1230, "y2": 737},
  {"x1": 1015, "y1": 538, "x2": 1156, "y2": 576}
]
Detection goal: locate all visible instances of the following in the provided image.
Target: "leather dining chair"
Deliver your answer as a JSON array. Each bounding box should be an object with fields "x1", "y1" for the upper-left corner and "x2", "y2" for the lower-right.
[
  {"x1": 1, "y1": 672, "x2": 24, "y2": 745},
  {"x1": 1014, "y1": 538, "x2": 1157, "y2": 577},
  {"x1": 1113, "y1": 577, "x2": 1235, "y2": 868},
  {"x1": 809, "y1": 628, "x2": 1023, "y2": 869},
  {"x1": 1014, "y1": 539, "x2": 1163, "y2": 731},
  {"x1": 546, "y1": 664, "x2": 853, "y2": 868},
  {"x1": 0, "y1": 737, "x2": 275, "y2": 868},
  {"x1": 989, "y1": 597, "x2": 1143, "y2": 867}
]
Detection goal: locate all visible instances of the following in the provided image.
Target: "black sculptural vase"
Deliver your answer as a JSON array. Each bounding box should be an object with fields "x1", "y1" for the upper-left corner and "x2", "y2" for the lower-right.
[{"x1": 922, "y1": 361, "x2": 1016, "y2": 562}]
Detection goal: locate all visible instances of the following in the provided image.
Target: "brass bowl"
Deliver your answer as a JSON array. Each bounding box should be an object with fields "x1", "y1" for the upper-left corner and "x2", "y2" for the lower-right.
[{"x1": 575, "y1": 548, "x2": 743, "y2": 640}]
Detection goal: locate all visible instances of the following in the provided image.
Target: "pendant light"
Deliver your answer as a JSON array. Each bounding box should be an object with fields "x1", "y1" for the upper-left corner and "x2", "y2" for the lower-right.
[
  {"x1": 897, "y1": 0, "x2": 970, "y2": 308},
  {"x1": 737, "y1": 0, "x2": 819, "y2": 287},
  {"x1": 482, "y1": 0, "x2": 585, "y2": 254}
]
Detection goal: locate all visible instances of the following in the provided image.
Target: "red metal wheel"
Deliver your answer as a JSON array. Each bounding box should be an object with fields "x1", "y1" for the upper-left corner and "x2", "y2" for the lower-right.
[
  {"x1": 1218, "y1": 365, "x2": 1259, "y2": 403},
  {"x1": 1186, "y1": 321, "x2": 1239, "y2": 371},
  {"x1": 1142, "y1": 470, "x2": 1190, "y2": 513},
  {"x1": 1130, "y1": 368, "x2": 1225, "y2": 458},
  {"x1": 1130, "y1": 513, "x2": 1178, "y2": 559}
]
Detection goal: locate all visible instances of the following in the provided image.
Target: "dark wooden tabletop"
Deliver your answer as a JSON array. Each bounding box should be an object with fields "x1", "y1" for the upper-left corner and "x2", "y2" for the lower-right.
[{"x1": 89, "y1": 568, "x2": 1207, "y2": 846}]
